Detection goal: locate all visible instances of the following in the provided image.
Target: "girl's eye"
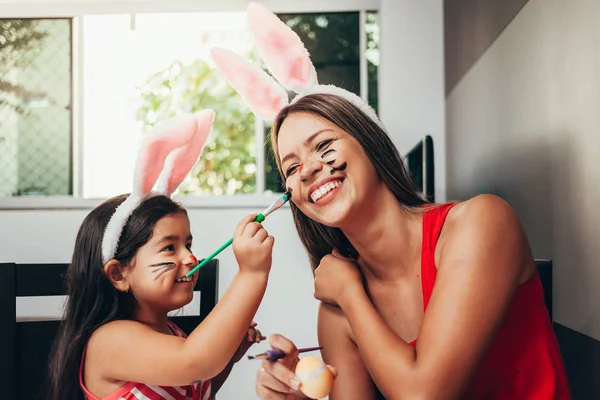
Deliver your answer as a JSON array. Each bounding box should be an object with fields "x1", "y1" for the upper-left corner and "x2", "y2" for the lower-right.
[
  {"x1": 186, "y1": 243, "x2": 193, "y2": 250},
  {"x1": 162, "y1": 244, "x2": 175, "y2": 252}
]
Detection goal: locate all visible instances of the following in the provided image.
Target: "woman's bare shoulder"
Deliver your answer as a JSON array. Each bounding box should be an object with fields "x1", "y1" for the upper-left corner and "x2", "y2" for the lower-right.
[
  {"x1": 437, "y1": 194, "x2": 534, "y2": 281},
  {"x1": 444, "y1": 194, "x2": 522, "y2": 237}
]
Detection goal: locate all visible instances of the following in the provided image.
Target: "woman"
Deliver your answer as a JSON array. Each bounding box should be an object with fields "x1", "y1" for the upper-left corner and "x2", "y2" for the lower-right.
[{"x1": 254, "y1": 93, "x2": 571, "y2": 399}]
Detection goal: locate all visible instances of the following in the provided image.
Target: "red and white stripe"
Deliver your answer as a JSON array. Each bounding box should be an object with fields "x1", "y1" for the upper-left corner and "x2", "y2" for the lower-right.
[{"x1": 80, "y1": 321, "x2": 212, "y2": 400}]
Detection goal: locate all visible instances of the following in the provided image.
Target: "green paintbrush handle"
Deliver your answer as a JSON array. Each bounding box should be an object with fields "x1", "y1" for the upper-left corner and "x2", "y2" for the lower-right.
[{"x1": 185, "y1": 213, "x2": 265, "y2": 277}]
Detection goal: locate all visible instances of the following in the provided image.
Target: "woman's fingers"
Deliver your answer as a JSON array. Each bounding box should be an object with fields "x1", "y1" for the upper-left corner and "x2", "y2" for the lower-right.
[
  {"x1": 260, "y1": 361, "x2": 301, "y2": 392},
  {"x1": 269, "y1": 334, "x2": 299, "y2": 360},
  {"x1": 327, "y1": 365, "x2": 338, "y2": 378}
]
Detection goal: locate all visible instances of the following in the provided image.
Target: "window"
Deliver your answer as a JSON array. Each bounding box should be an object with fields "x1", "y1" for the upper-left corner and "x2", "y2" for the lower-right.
[
  {"x1": 0, "y1": 18, "x2": 72, "y2": 196},
  {"x1": 0, "y1": 10, "x2": 379, "y2": 200}
]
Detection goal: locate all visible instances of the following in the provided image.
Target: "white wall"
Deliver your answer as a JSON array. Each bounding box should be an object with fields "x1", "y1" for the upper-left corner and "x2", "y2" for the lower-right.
[
  {"x1": 379, "y1": 0, "x2": 446, "y2": 202},
  {"x1": 446, "y1": 0, "x2": 600, "y2": 339}
]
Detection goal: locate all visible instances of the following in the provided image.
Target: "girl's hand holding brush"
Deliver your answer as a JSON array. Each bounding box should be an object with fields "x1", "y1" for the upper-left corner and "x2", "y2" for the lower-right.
[{"x1": 233, "y1": 213, "x2": 274, "y2": 277}]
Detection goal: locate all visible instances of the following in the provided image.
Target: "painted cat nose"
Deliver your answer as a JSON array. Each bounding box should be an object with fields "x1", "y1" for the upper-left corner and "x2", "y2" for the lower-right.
[{"x1": 190, "y1": 254, "x2": 198, "y2": 265}]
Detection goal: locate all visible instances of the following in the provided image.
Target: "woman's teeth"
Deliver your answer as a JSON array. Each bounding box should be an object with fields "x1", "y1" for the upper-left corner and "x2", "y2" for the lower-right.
[
  {"x1": 175, "y1": 276, "x2": 193, "y2": 283},
  {"x1": 311, "y1": 180, "x2": 342, "y2": 203}
]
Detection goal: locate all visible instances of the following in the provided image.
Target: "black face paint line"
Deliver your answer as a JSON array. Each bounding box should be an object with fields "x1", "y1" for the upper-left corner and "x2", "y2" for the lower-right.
[
  {"x1": 320, "y1": 147, "x2": 346, "y2": 175},
  {"x1": 329, "y1": 161, "x2": 347, "y2": 175},
  {"x1": 321, "y1": 149, "x2": 336, "y2": 159},
  {"x1": 149, "y1": 262, "x2": 176, "y2": 281}
]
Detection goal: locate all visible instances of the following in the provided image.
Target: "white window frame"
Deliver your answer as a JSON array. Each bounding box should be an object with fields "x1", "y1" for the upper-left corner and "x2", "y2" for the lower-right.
[{"x1": 0, "y1": 0, "x2": 379, "y2": 210}]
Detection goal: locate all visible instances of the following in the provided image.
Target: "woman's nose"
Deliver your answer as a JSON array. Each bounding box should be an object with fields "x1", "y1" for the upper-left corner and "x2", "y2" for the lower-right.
[{"x1": 300, "y1": 159, "x2": 323, "y2": 180}]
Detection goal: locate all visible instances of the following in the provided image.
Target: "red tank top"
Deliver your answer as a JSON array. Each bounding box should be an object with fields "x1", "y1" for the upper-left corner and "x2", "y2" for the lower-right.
[{"x1": 415, "y1": 203, "x2": 571, "y2": 399}]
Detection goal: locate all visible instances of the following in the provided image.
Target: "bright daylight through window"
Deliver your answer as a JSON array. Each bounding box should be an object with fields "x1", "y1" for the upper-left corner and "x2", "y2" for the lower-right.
[{"x1": 0, "y1": 11, "x2": 378, "y2": 199}]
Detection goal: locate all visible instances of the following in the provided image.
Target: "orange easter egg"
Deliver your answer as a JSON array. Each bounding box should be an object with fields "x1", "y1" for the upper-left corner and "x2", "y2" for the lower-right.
[{"x1": 295, "y1": 356, "x2": 333, "y2": 399}]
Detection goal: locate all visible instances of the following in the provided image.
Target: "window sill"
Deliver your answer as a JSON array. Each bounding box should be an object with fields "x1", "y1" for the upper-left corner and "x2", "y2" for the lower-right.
[{"x1": 0, "y1": 194, "x2": 289, "y2": 211}]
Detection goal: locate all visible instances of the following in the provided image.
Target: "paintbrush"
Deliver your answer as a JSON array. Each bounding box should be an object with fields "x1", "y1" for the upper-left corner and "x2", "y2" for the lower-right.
[
  {"x1": 248, "y1": 346, "x2": 323, "y2": 361},
  {"x1": 185, "y1": 190, "x2": 292, "y2": 277}
]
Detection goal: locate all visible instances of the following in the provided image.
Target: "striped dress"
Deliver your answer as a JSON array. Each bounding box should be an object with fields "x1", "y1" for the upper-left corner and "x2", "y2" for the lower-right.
[{"x1": 79, "y1": 321, "x2": 212, "y2": 400}]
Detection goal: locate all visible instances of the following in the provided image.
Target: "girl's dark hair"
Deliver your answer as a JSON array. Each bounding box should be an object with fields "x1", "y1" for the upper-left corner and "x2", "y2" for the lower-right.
[
  {"x1": 47, "y1": 194, "x2": 186, "y2": 400},
  {"x1": 270, "y1": 93, "x2": 428, "y2": 270}
]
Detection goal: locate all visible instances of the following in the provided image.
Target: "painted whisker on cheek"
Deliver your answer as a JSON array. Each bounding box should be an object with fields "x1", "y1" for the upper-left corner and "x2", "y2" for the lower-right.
[
  {"x1": 321, "y1": 149, "x2": 336, "y2": 159},
  {"x1": 330, "y1": 161, "x2": 347, "y2": 175},
  {"x1": 149, "y1": 262, "x2": 176, "y2": 280}
]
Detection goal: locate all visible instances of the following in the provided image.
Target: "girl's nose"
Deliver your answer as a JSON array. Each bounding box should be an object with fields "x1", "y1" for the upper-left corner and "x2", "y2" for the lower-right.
[{"x1": 187, "y1": 254, "x2": 198, "y2": 266}]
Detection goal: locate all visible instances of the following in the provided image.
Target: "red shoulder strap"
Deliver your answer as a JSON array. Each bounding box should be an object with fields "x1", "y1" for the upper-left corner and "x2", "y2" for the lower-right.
[{"x1": 420, "y1": 203, "x2": 458, "y2": 310}]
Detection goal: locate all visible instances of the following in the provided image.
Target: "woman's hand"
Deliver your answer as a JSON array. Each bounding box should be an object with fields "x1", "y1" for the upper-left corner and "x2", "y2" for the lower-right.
[
  {"x1": 255, "y1": 334, "x2": 337, "y2": 399},
  {"x1": 233, "y1": 213, "x2": 274, "y2": 276},
  {"x1": 314, "y1": 249, "x2": 364, "y2": 308}
]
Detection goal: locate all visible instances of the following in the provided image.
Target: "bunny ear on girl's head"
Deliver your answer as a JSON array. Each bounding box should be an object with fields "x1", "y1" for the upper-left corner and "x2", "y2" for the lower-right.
[
  {"x1": 132, "y1": 114, "x2": 201, "y2": 197},
  {"x1": 210, "y1": 47, "x2": 289, "y2": 121},
  {"x1": 246, "y1": 2, "x2": 318, "y2": 92},
  {"x1": 101, "y1": 111, "x2": 213, "y2": 264},
  {"x1": 156, "y1": 109, "x2": 214, "y2": 195}
]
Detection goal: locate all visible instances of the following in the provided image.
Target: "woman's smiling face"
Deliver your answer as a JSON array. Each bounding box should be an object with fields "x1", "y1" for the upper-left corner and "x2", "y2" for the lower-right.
[{"x1": 277, "y1": 112, "x2": 380, "y2": 227}]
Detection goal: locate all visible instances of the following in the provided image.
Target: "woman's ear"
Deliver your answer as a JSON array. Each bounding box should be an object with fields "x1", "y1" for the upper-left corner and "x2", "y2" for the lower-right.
[{"x1": 103, "y1": 259, "x2": 130, "y2": 293}]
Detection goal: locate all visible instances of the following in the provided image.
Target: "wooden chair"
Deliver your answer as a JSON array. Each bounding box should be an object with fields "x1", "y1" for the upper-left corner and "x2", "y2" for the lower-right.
[{"x1": 0, "y1": 260, "x2": 219, "y2": 400}]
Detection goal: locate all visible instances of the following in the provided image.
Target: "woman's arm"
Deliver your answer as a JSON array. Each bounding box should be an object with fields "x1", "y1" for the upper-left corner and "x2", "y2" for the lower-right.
[
  {"x1": 318, "y1": 303, "x2": 379, "y2": 400},
  {"x1": 88, "y1": 271, "x2": 268, "y2": 386},
  {"x1": 322, "y1": 195, "x2": 532, "y2": 399}
]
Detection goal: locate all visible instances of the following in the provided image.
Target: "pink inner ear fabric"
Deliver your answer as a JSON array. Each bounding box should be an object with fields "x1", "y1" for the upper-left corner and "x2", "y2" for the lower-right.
[
  {"x1": 247, "y1": 2, "x2": 316, "y2": 92},
  {"x1": 210, "y1": 47, "x2": 288, "y2": 120},
  {"x1": 134, "y1": 114, "x2": 199, "y2": 196},
  {"x1": 288, "y1": 56, "x2": 311, "y2": 86},
  {"x1": 138, "y1": 139, "x2": 170, "y2": 194},
  {"x1": 164, "y1": 110, "x2": 213, "y2": 194}
]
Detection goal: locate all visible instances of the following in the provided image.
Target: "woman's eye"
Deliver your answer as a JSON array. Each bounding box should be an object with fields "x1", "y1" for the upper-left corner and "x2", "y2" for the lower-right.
[
  {"x1": 286, "y1": 165, "x2": 299, "y2": 176},
  {"x1": 316, "y1": 139, "x2": 333, "y2": 152}
]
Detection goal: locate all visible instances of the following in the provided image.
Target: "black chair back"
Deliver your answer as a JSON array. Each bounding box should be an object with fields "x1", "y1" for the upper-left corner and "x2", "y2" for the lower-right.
[{"x1": 535, "y1": 259, "x2": 553, "y2": 320}]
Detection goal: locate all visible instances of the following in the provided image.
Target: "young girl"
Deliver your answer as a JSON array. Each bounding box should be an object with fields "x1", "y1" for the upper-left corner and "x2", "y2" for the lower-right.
[{"x1": 48, "y1": 110, "x2": 273, "y2": 400}]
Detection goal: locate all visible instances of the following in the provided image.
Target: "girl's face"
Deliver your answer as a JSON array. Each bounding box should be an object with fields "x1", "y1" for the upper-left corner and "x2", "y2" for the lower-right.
[
  {"x1": 277, "y1": 112, "x2": 380, "y2": 228},
  {"x1": 124, "y1": 213, "x2": 198, "y2": 313}
]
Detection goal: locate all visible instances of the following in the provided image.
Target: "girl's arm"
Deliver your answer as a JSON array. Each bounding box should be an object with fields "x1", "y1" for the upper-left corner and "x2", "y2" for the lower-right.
[
  {"x1": 208, "y1": 361, "x2": 234, "y2": 393},
  {"x1": 89, "y1": 271, "x2": 268, "y2": 386},
  {"x1": 327, "y1": 195, "x2": 533, "y2": 399},
  {"x1": 318, "y1": 303, "x2": 379, "y2": 400}
]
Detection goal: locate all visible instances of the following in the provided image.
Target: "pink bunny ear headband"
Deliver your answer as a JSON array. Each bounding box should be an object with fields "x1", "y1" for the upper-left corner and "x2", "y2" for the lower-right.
[
  {"x1": 210, "y1": 2, "x2": 384, "y2": 130},
  {"x1": 101, "y1": 110, "x2": 214, "y2": 264}
]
